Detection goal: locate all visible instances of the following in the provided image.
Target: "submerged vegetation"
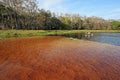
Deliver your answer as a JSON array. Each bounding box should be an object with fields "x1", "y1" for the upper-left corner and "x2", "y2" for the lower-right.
[{"x1": 0, "y1": 0, "x2": 120, "y2": 30}]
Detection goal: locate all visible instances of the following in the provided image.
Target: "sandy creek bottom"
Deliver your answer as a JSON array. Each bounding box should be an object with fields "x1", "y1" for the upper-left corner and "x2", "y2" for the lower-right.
[{"x1": 0, "y1": 36, "x2": 120, "y2": 80}]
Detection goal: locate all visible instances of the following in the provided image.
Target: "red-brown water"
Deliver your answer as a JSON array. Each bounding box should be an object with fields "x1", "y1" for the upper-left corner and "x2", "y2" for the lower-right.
[{"x1": 0, "y1": 36, "x2": 120, "y2": 80}]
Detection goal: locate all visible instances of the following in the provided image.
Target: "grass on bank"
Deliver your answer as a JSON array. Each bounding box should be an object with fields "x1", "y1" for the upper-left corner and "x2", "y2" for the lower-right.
[{"x1": 0, "y1": 30, "x2": 120, "y2": 40}]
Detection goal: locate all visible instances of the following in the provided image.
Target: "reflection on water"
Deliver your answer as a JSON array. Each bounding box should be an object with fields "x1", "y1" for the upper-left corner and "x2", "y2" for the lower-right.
[
  {"x1": 60, "y1": 32, "x2": 120, "y2": 46},
  {"x1": 60, "y1": 32, "x2": 93, "y2": 40}
]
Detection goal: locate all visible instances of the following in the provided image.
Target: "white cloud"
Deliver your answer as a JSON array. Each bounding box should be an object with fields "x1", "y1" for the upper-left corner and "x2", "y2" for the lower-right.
[
  {"x1": 37, "y1": 0, "x2": 64, "y2": 10},
  {"x1": 112, "y1": 8, "x2": 120, "y2": 12},
  {"x1": 103, "y1": 8, "x2": 120, "y2": 19},
  {"x1": 103, "y1": 13, "x2": 120, "y2": 19},
  {"x1": 37, "y1": 0, "x2": 73, "y2": 14}
]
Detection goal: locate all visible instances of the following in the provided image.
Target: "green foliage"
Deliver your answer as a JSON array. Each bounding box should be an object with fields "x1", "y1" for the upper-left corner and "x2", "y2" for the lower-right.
[{"x1": 111, "y1": 21, "x2": 120, "y2": 30}]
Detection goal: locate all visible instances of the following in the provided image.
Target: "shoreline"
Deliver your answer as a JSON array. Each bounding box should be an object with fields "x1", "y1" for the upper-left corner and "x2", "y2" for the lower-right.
[{"x1": 0, "y1": 30, "x2": 120, "y2": 40}]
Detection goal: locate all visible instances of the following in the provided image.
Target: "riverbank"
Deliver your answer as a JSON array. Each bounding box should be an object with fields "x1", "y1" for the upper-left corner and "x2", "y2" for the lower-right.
[
  {"x1": 0, "y1": 30, "x2": 120, "y2": 40},
  {"x1": 0, "y1": 36, "x2": 120, "y2": 80}
]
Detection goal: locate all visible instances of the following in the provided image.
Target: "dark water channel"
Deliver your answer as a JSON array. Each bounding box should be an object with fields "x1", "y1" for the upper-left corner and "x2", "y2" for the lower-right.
[{"x1": 59, "y1": 32, "x2": 120, "y2": 46}]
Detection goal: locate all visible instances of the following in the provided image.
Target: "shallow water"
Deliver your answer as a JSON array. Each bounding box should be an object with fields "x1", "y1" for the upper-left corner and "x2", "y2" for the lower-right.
[
  {"x1": 60, "y1": 32, "x2": 120, "y2": 46},
  {"x1": 0, "y1": 36, "x2": 120, "y2": 80}
]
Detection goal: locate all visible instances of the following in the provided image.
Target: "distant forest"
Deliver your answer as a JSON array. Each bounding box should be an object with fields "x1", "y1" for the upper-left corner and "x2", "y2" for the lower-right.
[{"x1": 0, "y1": 0, "x2": 120, "y2": 30}]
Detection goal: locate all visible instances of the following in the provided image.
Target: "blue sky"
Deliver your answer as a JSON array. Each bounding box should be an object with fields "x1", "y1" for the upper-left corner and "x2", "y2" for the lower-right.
[{"x1": 37, "y1": 0, "x2": 120, "y2": 19}]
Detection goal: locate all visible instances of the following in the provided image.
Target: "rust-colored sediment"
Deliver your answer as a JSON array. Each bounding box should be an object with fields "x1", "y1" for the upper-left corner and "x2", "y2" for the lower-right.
[{"x1": 0, "y1": 36, "x2": 120, "y2": 80}]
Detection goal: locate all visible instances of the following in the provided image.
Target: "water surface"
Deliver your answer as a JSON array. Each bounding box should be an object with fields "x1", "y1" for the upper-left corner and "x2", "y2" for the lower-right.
[
  {"x1": 60, "y1": 32, "x2": 120, "y2": 46},
  {"x1": 0, "y1": 36, "x2": 120, "y2": 80}
]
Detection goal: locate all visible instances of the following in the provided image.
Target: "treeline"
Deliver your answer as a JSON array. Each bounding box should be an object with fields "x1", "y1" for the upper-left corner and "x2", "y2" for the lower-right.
[{"x1": 0, "y1": 0, "x2": 120, "y2": 30}]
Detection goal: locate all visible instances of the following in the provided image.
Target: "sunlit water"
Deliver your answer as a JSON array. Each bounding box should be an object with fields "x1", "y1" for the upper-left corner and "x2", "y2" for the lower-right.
[{"x1": 59, "y1": 32, "x2": 120, "y2": 46}]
